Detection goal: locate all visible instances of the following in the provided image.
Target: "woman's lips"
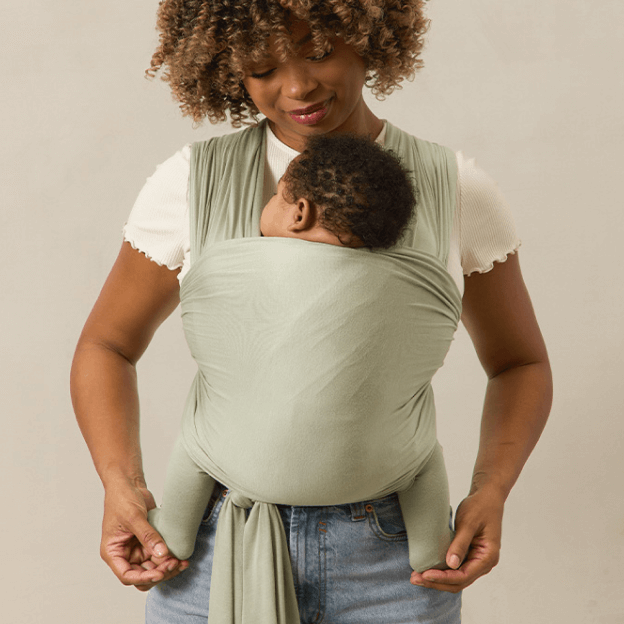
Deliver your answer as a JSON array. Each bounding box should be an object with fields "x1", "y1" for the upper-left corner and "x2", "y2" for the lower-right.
[{"x1": 287, "y1": 98, "x2": 332, "y2": 125}]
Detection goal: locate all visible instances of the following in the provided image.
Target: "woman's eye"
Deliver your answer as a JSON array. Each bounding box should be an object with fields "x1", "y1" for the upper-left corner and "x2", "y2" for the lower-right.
[
  {"x1": 250, "y1": 68, "x2": 276, "y2": 79},
  {"x1": 249, "y1": 46, "x2": 333, "y2": 77},
  {"x1": 307, "y1": 47, "x2": 334, "y2": 62}
]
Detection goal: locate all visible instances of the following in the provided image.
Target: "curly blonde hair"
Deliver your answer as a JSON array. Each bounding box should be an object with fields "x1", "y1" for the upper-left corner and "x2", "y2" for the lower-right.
[{"x1": 147, "y1": 0, "x2": 430, "y2": 126}]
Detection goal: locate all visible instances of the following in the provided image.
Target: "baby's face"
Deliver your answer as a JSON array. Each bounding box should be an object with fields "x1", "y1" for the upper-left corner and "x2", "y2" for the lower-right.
[{"x1": 260, "y1": 179, "x2": 296, "y2": 238}]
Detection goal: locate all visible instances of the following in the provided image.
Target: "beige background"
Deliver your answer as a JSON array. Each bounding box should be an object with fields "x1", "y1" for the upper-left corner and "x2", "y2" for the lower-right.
[{"x1": 2, "y1": 1, "x2": 623, "y2": 622}]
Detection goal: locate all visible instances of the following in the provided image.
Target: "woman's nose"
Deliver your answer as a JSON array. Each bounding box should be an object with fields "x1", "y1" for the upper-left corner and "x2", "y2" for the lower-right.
[{"x1": 281, "y1": 64, "x2": 318, "y2": 100}]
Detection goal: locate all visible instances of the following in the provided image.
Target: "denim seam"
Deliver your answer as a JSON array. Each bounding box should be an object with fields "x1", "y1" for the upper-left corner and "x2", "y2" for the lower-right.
[
  {"x1": 366, "y1": 507, "x2": 408, "y2": 542},
  {"x1": 312, "y1": 507, "x2": 327, "y2": 623},
  {"x1": 290, "y1": 507, "x2": 300, "y2": 590},
  {"x1": 201, "y1": 488, "x2": 224, "y2": 526}
]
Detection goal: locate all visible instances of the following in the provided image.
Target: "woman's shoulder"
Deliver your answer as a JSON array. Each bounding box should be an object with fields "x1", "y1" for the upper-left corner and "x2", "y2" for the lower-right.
[
  {"x1": 389, "y1": 121, "x2": 522, "y2": 277},
  {"x1": 122, "y1": 143, "x2": 193, "y2": 273},
  {"x1": 384, "y1": 121, "x2": 452, "y2": 156},
  {"x1": 453, "y1": 151, "x2": 522, "y2": 276},
  {"x1": 156, "y1": 142, "x2": 192, "y2": 167},
  {"x1": 190, "y1": 121, "x2": 267, "y2": 160},
  {"x1": 385, "y1": 124, "x2": 513, "y2": 208},
  {"x1": 384, "y1": 122, "x2": 494, "y2": 176},
  {"x1": 454, "y1": 150, "x2": 514, "y2": 218},
  {"x1": 127, "y1": 143, "x2": 192, "y2": 213}
]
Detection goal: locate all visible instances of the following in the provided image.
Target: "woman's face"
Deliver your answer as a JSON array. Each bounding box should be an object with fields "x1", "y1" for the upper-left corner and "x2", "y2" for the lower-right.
[{"x1": 242, "y1": 21, "x2": 377, "y2": 152}]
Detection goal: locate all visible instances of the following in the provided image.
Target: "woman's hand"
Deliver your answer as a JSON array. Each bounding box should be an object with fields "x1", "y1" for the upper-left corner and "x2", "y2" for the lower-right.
[
  {"x1": 410, "y1": 487, "x2": 504, "y2": 593},
  {"x1": 101, "y1": 474, "x2": 189, "y2": 591}
]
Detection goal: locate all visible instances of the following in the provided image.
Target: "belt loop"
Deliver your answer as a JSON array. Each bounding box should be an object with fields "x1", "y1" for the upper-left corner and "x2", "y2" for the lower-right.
[{"x1": 350, "y1": 501, "x2": 366, "y2": 521}]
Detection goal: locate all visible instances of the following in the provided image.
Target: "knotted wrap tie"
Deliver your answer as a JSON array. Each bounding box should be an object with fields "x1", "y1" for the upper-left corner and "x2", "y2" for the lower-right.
[
  {"x1": 228, "y1": 491, "x2": 253, "y2": 509},
  {"x1": 207, "y1": 490, "x2": 301, "y2": 624}
]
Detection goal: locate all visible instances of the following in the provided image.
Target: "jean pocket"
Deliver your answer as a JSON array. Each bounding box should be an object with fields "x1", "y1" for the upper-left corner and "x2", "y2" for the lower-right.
[
  {"x1": 201, "y1": 483, "x2": 226, "y2": 526},
  {"x1": 365, "y1": 493, "x2": 408, "y2": 542}
]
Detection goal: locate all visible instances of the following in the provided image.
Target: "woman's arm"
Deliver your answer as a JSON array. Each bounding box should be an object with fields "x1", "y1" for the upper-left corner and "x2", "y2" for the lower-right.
[
  {"x1": 70, "y1": 242, "x2": 188, "y2": 590},
  {"x1": 411, "y1": 251, "x2": 553, "y2": 592}
]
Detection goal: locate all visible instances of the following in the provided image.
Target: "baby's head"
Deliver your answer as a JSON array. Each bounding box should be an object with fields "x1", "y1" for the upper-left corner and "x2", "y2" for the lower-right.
[{"x1": 260, "y1": 133, "x2": 417, "y2": 249}]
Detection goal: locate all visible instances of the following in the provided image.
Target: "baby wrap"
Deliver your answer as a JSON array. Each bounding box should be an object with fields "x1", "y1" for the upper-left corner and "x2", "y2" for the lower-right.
[{"x1": 164, "y1": 120, "x2": 461, "y2": 624}]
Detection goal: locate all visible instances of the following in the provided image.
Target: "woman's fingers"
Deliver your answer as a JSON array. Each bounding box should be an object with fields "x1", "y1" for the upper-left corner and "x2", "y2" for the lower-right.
[
  {"x1": 128, "y1": 510, "x2": 169, "y2": 559},
  {"x1": 445, "y1": 523, "x2": 474, "y2": 570},
  {"x1": 410, "y1": 489, "x2": 504, "y2": 592},
  {"x1": 408, "y1": 527, "x2": 477, "y2": 590},
  {"x1": 106, "y1": 543, "x2": 166, "y2": 586},
  {"x1": 411, "y1": 568, "x2": 468, "y2": 593},
  {"x1": 411, "y1": 544, "x2": 498, "y2": 592},
  {"x1": 105, "y1": 532, "x2": 187, "y2": 588},
  {"x1": 107, "y1": 542, "x2": 188, "y2": 589},
  {"x1": 100, "y1": 481, "x2": 190, "y2": 589}
]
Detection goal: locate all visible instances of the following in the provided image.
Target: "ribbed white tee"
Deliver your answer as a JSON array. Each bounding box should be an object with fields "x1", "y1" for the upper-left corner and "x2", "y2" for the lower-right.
[{"x1": 123, "y1": 121, "x2": 521, "y2": 297}]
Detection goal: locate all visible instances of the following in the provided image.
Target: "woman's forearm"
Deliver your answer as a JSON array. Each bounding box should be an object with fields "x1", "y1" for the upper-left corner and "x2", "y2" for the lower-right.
[
  {"x1": 70, "y1": 340, "x2": 145, "y2": 487},
  {"x1": 70, "y1": 244, "x2": 185, "y2": 588},
  {"x1": 469, "y1": 359, "x2": 553, "y2": 500},
  {"x1": 70, "y1": 243, "x2": 181, "y2": 489}
]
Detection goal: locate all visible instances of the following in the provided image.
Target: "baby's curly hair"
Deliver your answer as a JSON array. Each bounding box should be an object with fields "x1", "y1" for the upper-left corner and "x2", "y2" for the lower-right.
[
  {"x1": 147, "y1": 0, "x2": 430, "y2": 126},
  {"x1": 282, "y1": 134, "x2": 417, "y2": 249}
]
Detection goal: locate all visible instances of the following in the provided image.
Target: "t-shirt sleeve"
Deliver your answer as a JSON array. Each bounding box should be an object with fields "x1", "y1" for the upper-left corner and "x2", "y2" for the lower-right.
[
  {"x1": 456, "y1": 151, "x2": 522, "y2": 276},
  {"x1": 122, "y1": 144, "x2": 191, "y2": 276}
]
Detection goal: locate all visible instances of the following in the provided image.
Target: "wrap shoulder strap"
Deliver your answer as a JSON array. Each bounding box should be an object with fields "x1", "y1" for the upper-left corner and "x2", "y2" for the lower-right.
[
  {"x1": 384, "y1": 122, "x2": 458, "y2": 265},
  {"x1": 189, "y1": 121, "x2": 267, "y2": 262}
]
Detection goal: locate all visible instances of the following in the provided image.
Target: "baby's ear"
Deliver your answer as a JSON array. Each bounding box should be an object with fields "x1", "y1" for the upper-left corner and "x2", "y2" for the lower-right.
[{"x1": 288, "y1": 197, "x2": 315, "y2": 231}]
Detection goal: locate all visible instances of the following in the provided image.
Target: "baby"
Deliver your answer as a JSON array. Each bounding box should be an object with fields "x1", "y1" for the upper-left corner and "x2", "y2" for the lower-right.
[
  {"x1": 259, "y1": 132, "x2": 417, "y2": 249},
  {"x1": 148, "y1": 134, "x2": 455, "y2": 567}
]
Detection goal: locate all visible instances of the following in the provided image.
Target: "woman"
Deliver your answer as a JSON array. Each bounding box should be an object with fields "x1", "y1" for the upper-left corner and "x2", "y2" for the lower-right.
[{"x1": 70, "y1": 1, "x2": 552, "y2": 622}]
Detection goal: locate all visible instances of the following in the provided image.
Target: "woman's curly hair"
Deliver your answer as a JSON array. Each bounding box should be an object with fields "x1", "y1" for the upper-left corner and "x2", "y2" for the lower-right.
[
  {"x1": 282, "y1": 133, "x2": 417, "y2": 249},
  {"x1": 147, "y1": 0, "x2": 430, "y2": 126}
]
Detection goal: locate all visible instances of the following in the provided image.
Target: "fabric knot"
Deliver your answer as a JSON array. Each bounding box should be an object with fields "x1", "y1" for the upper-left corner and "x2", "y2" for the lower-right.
[
  {"x1": 208, "y1": 490, "x2": 299, "y2": 624},
  {"x1": 228, "y1": 490, "x2": 254, "y2": 509}
]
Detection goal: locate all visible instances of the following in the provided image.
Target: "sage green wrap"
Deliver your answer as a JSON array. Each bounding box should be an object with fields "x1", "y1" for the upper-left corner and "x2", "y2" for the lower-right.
[{"x1": 153, "y1": 120, "x2": 462, "y2": 624}]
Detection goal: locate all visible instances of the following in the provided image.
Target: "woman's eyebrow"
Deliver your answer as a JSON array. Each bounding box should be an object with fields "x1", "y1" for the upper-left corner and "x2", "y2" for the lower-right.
[{"x1": 294, "y1": 33, "x2": 313, "y2": 48}]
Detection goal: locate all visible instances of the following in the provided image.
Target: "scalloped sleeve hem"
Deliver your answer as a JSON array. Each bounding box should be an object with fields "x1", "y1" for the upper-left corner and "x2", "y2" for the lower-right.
[
  {"x1": 456, "y1": 151, "x2": 522, "y2": 277},
  {"x1": 122, "y1": 144, "x2": 192, "y2": 281},
  {"x1": 463, "y1": 242, "x2": 522, "y2": 277}
]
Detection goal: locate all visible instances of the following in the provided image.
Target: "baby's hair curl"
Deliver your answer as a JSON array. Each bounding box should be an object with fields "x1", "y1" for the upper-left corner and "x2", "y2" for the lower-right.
[
  {"x1": 282, "y1": 133, "x2": 417, "y2": 249},
  {"x1": 147, "y1": 0, "x2": 430, "y2": 126}
]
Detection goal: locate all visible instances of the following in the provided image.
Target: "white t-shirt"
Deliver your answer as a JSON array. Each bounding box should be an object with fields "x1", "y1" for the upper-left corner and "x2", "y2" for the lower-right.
[{"x1": 123, "y1": 122, "x2": 521, "y2": 297}]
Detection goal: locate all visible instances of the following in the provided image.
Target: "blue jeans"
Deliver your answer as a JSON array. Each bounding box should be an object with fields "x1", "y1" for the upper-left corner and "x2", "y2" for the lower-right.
[{"x1": 146, "y1": 482, "x2": 461, "y2": 623}]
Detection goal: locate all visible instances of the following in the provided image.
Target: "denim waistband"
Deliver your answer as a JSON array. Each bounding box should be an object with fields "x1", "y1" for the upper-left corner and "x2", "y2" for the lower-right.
[{"x1": 211, "y1": 480, "x2": 397, "y2": 522}]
